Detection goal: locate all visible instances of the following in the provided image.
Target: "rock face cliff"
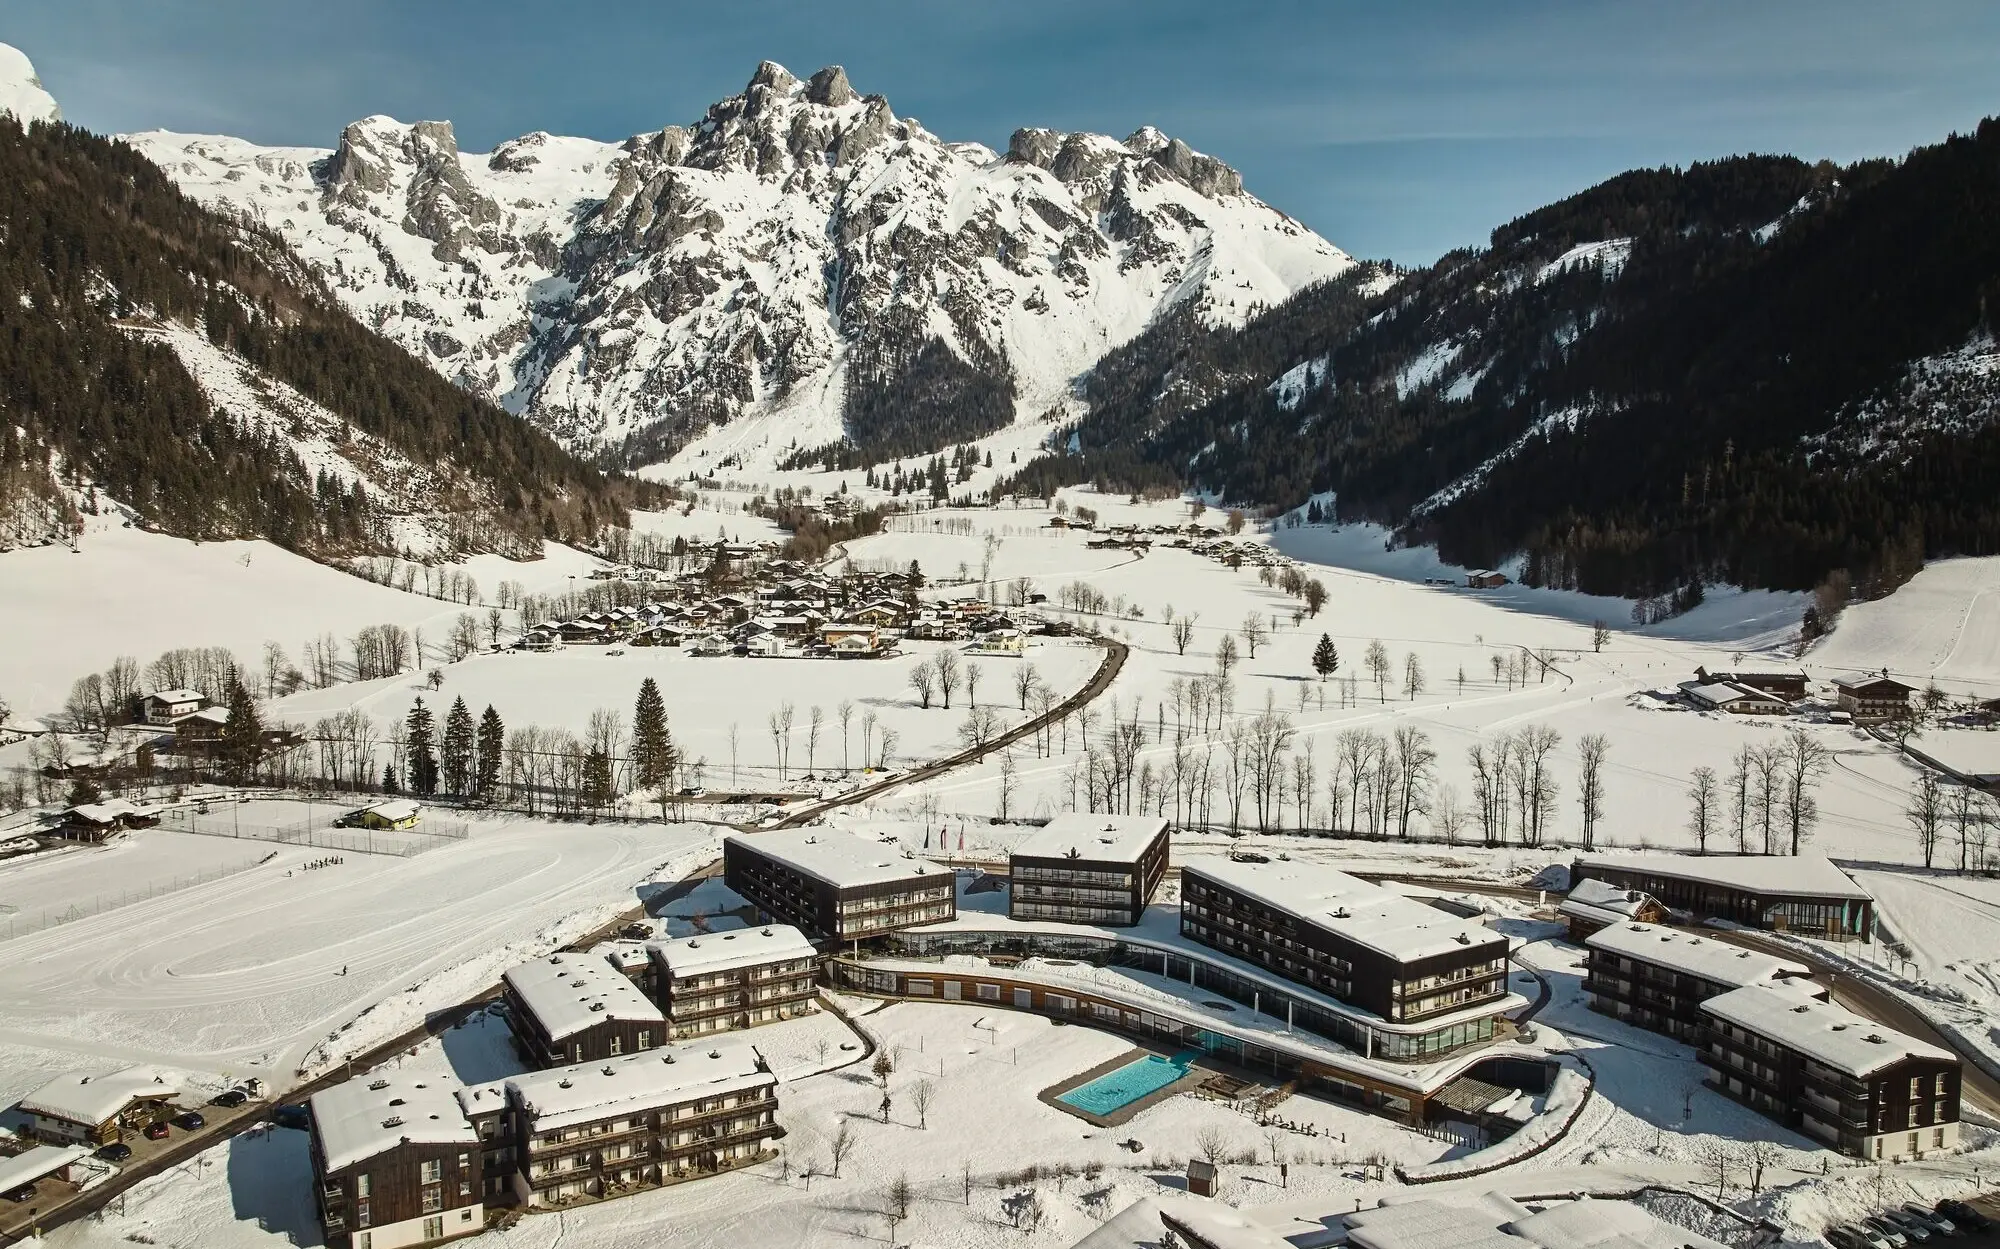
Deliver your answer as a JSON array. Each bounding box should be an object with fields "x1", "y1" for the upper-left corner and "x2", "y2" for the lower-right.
[{"x1": 129, "y1": 61, "x2": 1351, "y2": 469}]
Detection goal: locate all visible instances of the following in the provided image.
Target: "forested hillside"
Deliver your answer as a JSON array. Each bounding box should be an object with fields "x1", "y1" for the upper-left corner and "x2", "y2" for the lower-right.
[
  {"x1": 1039, "y1": 122, "x2": 2000, "y2": 603},
  {"x1": 0, "y1": 116, "x2": 646, "y2": 554}
]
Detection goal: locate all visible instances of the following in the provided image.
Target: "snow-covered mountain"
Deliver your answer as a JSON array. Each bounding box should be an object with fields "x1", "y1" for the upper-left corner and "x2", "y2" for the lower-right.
[
  {"x1": 0, "y1": 42, "x2": 61, "y2": 127},
  {"x1": 127, "y1": 62, "x2": 1352, "y2": 470}
]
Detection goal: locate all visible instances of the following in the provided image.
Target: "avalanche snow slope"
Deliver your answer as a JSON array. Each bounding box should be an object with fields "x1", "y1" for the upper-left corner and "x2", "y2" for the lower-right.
[
  {"x1": 0, "y1": 42, "x2": 60, "y2": 126},
  {"x1": 126, "y1": 61, "x2": 1352, "y2": 467}
]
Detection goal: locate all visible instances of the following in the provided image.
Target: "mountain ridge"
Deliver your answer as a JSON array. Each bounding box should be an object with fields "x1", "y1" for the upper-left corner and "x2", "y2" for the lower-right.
[{"x1": 126, "y1": 60, "x2": 1355, "y2": 471}]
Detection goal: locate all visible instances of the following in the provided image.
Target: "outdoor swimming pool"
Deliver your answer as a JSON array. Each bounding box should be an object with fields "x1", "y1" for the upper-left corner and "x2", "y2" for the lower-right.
[{"x1": 1055, "y1": 1051, "x2": 1196, "y2": 1117}]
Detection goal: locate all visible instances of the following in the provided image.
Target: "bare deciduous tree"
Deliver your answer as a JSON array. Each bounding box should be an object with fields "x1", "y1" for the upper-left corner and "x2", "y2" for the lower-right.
[
  {"x1": 1687, "y1": 766, "x2": 1719, "y2": 853},
  {"x1": 911, "y1": 1078, "x2": 937, "y2": 1129},
  {"x1": 1171, "y1": 614, "x2": 1198, "y2": 656},
  {"x1": 909, "y1": 661, "x2": 937, "y2": 709},
  {"x1": 829, "y1": 1121, "x2": 854, "y2": 1176},
  {"x1": 1576, "y1": 733, "x2": 1610, "y2": 850}
]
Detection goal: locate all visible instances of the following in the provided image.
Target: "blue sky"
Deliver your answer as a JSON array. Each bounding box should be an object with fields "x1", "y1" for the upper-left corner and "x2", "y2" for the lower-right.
[{"x1": 7, "y1": 0, "x2": 1998, "y2": 264}]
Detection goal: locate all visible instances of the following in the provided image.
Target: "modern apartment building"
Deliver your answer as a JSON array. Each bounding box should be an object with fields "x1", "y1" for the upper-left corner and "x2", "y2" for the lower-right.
[
  {"x1": 1701, "y1": 983, "x2": 1961, "y2": 1160},
  {"x1": 501, "y1": 952, "x2": 668, "y2": 1068},
  {"x1": 1570, "y1": 853, "x2": 1874, "y2": 941},
  {"x1": 646, "y1": 925, "x2": 818, "y2": 1039},
  {"x1": 1179, "y1": 859, "x2": 1511, "y2": 1055},
  {"x1": 723, "y1": 830, "x2": 955, "y2": 942},
  {"x1": 1583, "y1": 922, "x2": 1814, "y2": 1041},
  {"x1": 309, "y1": 1072, "x2": 484, "y2": 1249},
  {"x1": 456, "y1": 1039, "x2": 782, "y2": 1207},
  {"x1": 1007, "y1": 814, "x2": 1170, "y2": 926}
]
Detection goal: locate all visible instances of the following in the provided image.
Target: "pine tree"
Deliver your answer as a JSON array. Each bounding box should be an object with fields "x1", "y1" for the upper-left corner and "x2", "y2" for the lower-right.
[
  {"x1": 632, "y1": 678, "x2": 676, "y2": 791},
  {"x1": 217, "y1": 672, "x2": 265, "y2": 783},
  {"x1": 441, "y1": 696, "x2": 475, "y2": 797},
  {"x1": 582, "y1": 749, "x2": 615, "y2": 813},
  {"x1": 405, "y1": 698, "x2": 440, "y2": 797},
  {"x1": 475, "y1": 704, "x2": 505, "y2": 800},
  {"x1": 382, "y1": 762, "x2": 399, "y2": 793},
  {"x1": 1311, "y1": 634, "x2": 1340, "y2": 682}
]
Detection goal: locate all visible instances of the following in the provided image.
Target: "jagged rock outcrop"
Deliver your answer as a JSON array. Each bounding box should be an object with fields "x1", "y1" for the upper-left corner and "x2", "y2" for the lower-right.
[{"x1": 128, "y1": 61, "x2": 1350, "y2": 467}]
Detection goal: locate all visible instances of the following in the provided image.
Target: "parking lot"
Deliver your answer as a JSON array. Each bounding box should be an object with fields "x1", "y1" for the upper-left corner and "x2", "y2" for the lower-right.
[{"x1": 1828, "y1": 1196, "x2": 2000, "y2": 1249}]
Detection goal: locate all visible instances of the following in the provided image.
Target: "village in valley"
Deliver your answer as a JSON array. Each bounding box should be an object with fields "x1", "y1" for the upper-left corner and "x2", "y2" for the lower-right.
[{"x1": 3, "y1": 468, "x2": 2000, "y2": 1249}]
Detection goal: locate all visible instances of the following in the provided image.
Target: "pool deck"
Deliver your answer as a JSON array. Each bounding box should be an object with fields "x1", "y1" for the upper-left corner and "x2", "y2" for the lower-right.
[{"x1": 1038, "y1": 1041, "x2": 1211, "y2": 1128}]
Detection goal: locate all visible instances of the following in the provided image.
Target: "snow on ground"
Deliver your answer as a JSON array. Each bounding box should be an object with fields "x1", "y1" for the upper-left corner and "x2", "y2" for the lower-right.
[
  {"x1": 1818, "y1": 870, "x2": 2000, "y2": 1077},
  {"x1": 267, "y1": 635, "x2": 1102, "y2": 786},
  {"x1": 827, "y1": 496, "x2": 1947, "y2": 868},
  {"x1": 0, "y1": 510, "x2": 601, "y2": 720},
  {"x1": 0, "y1": 802, "x2": 720, "y2": 1092},
  {"x1": 1813, "y1": 556, "x2": 2000, "y2": 698},
  {"x1": 46, "y1": 980, "x2": 1999, "y2": 1249}
]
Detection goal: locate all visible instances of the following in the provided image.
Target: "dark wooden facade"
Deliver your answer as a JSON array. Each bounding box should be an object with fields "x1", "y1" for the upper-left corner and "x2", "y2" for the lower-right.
[
  {"x1": 1009, "y1": 828, "x2": 1170, "y2": 927},
  {"x1": 501, "y1": 982, "x2": 662, "y2": 1070},
  {"x1": 1569, "y1": 859, "x2": 1873, "y2": 941},
  {"x1": 1702, "y1": 1020, "x2": 1960, "y2": 1159},
  {"x1": 312, "y1": 1134, "x2": 482, "y2": 1249},
  {"x1": 1178, "y1": 867, "x2": 1509, "y2": 1025},
  {"x1": 723, "y1": 840, "x2": 954, "y2": 941}
]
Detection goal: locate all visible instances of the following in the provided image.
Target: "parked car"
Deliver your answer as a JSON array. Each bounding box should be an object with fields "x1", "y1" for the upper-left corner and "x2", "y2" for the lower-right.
[
  {"x1": 95, "y1": 1142, "x2": 133, "y2": 1163},
  {"x1": 271, "y1": 1104, "x2": 310, "y2": 1130},
  {"x1": 1831, "y1": 1228, "x2": 1887, "y2": 1249},
  {"x1": 1898, "y1": 1206, "x2": 1958, "y2": 1237},
  {"x1": 1935, "y1": 1202, "x2": 1992, "y2": 1233},
  {"x1": 142, "y1": 1121, "x2": 170, "y2": 1141},
  {"x1": 172, "y1": 1111, "x2": 205, "y2": 1131},
  {"x1": 1862, "y1": 1217, "x2": 1910, "y2": 1248},
  {"x1": 1876, "y1": 1213, "x2": 1932, "y2": 1243},
  {"x1": 3, "y1": 1183, "x2": 34, "y2": 1203},
  {"x1": 209, "y1": 1090, "x2": 248, "y2": 1108}
]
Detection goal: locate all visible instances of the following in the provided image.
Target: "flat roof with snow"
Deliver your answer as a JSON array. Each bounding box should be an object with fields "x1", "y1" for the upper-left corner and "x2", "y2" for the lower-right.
[
  {"x1": 310, "y1": 1070, "x2": 476, "y2": 1173},
  {"x1": 725, "y1": 828, "x2": 949, "y2": 890},
  {"x1": 1184, "y1": 858, "x2": 1505, "y2": 964},
  {"x1": 1345, "y1": 1192, "x2": 1735, "y2": 1249},
  {"x1": 458, "y1": 1037, "x2": 772, "y2": 1134},
  {"x1": 19, "y1": 1067, "x2": 180, "y2": 1127},
  {"x1": 1585, "y1": 923, "x2": 1811, "y2": 987},
  {"x1": 1701, "y1": 983, "x2": 1954, "y2": 1078},
  {"x1": 1010, "y1": 813, "x2": 1167, "y2": 865},
  {"x1": 503, "y1": 951, "x2": 664, "y2": 1041},
  {"x1": 649, "y1": 924, "x2": 816, "y2": 979},
  {"x1": 1576, "y1": 852, "x2": 1871, "y2": 901}
]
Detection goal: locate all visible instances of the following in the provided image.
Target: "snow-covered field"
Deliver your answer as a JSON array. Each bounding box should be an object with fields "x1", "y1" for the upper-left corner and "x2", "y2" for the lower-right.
[
  {"x1": 10, "y1": 481, "x2": 2000, "y2": 1249},
  {"x1": 0, "y1": 802, "x2": 720, "y2": 1106},
  {"x1": 266, "y1": 634, "x2": 1103, "y2": 786}
]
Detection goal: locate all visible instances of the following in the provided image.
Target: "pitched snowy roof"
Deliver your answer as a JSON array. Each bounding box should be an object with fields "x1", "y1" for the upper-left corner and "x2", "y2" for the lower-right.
[
  {"x1": 1585, "y1": 923, "x2": 1811, "y2": 987},
  {"x1": 1183, "y1": 858, "x2": 1506, "y2": 964},
  {"x1": 503, "y1": 951, "x2": 664, "y2": 1040},
  {"x1": 310, "y1": 1070, "x2": 476, "y2": 1173},
  {"x1": 67, "y1": 798, "x2": 146, "y2": 824},
  {"x1": 1701, "y1": 983, "x2": 1954, "y2": 1077},
  {"x1": 1679, "y1": 680, "x2": 1784, "y2": 709},
  {"x1": 1576, "y1": 852, "x2": 1871, "y2": 900},
  {"x1": 649, "y1": 925, "x2": 817, "y2": 979},
  {"x1": 725, "y1": 829, "x2": 949, "y2": 890},
  {"x1": 458, "y1": 1037, "x2": 772, "y2": 1134},
  {"x1": 362, "y1": 799, "x2": 420, "y2": 822},
  {"x1": 0, "y1": 1145, "x2": 91, "y2": 1195},
  {"x1": 145, "y1": 689, "x2": 204, "y2": 704},
  {"x1": 1557, "y1": 878, "x2": 1658, "y2": 927},
  {"x1": 19, "y1": 1067, "x2": 180, "y2": 1126},
  {"x1": 1011, "y1": 813, "x2": 1167, "y2": 865}
]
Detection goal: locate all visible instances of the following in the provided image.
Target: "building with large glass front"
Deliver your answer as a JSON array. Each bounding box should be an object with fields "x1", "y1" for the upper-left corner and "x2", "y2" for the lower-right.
[{"x1": 1570, "y1": 853, "x2": 1874, "y2": 941}]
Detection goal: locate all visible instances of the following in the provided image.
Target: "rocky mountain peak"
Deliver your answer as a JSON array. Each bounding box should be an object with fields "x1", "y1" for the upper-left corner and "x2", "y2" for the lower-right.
[
  {"x1": 0, "y1": 42, "x2": 62, "y2": 127},
  {"x1": 1007, "y1": 122, "x2": 1243, "y2": 200},
  {"x1": 805, "y1": 65, "x2": 857, "y2": 107},
  {"x1": 128, "y1": 59, "x2": 1350, "y2": 467}
]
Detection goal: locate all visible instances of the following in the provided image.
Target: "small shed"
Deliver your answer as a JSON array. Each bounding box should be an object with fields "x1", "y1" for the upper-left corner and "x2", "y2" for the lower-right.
[
  {"x1": 351, "y1": 800, "x2": 421, "y2": 831},
  {"x1": 1466, "y1": 570, "x2": 1509, "y2": 589},
  {"x1": 1185, "y1": 1157, "x2": 1218, "y2": 1197}
]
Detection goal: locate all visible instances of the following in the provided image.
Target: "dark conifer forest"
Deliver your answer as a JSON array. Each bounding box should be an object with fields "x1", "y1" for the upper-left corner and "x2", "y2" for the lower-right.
[
  {"x1": 0, "y1": 116, "x2": 647, "y2": 554},
  {"x1": 1025, "y1": 121, "x2": 2000, "y2": 602}
]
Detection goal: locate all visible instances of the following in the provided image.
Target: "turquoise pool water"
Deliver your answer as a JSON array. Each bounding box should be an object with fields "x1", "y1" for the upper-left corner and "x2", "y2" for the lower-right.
[{"x1": 1056, "y1": 1051, "x2": 1196, "y2": 1116}]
